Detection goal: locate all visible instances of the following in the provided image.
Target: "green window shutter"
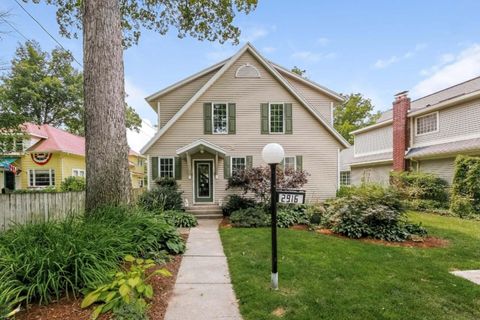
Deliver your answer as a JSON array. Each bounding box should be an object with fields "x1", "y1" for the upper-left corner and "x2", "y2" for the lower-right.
[
  {"x1": 174, "y1": 157, "x2": 182, "y2": 180},
  {"x1": 260, "y1": 103, "x2": 269, "y2": 134},
  {"x1": 285, "y1": 103, "x2": 293, "y2": 134},
  {"x1": 279, "y1": 158, "x2": 284, "y2": 170},
  {"x1": 224, "y1": 156, "x2": 231, "y2": 179},
  {"x1": 151, "y1": 157, "x2": 159, "y2": 181},
  {"x1": 246, "y1": 156, "x2": 253, "y2": 169},
  {"x1": 296, "y1": 155, "x2": 303, "y2": 171},
  {"x1": 228, "y1": 103, "x2": 236, "y2": 134},
  {"x1": 204, "y1": 102, "x2": 212, "y2": 134}
]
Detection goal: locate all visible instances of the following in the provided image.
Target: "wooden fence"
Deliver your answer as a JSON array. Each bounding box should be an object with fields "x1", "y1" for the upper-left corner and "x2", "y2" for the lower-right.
[{"x1": 0, "y1": 188, "x2": 145, "y2": 231}]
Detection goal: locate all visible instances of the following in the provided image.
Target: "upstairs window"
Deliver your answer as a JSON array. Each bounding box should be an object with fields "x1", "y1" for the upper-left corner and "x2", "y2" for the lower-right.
[
  {"x1": 416, "y1": 112, "x2": 438, "y2": 135},
  {"x1": 269, "y1": 103, "x2": 284, "y2": 133},
  {"x1": 213, "y1": 103, "x2": 228, "y2": 134}
]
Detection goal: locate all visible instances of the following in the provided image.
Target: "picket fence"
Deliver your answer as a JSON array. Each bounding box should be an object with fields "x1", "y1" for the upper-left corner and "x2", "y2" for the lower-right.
[{"x1": 0, "y1": 188, "x2": 145, "y2": 231}]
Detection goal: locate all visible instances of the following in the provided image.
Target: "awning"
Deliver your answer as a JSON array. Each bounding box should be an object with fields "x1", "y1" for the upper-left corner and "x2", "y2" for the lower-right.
[
  {"x1": 176, "y1": 139, "x2": 228, "y2": 157},
  {"x1": 0, "y1": 157, "x2": 18, "y2": 169}
]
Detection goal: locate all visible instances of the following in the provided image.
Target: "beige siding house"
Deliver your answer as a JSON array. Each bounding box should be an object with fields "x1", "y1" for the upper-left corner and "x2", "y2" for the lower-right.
[
  {"x1": 141, "y1": 43, "x2": 349, "y2": 207},
  {"x1": 341, "y1": 77, "x2": 480, "y2": 185}
]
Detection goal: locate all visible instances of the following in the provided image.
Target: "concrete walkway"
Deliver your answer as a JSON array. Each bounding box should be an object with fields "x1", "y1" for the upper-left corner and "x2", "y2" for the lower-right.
[
  {"x1": 165, "y1": 219, "x2": 242, "y2": 320},
  {"x1": 451, "y1": 270, "x2": 480, "y2": 285}
]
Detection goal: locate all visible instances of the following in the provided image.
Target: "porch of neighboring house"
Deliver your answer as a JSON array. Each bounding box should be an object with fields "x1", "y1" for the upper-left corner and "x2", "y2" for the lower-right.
[{"x1": 0, "y1": 157, "x2": 21, "y2": 193}]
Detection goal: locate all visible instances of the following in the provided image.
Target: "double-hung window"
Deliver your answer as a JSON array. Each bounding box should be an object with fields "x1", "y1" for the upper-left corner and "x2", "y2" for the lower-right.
[
  {"x1": 29, "y1": 169, "x2": 55, "y2": 187},
  {"x1": 231, "y1": 157, "x2": 246, "y2": 175},
  {"x1": 340, "y1": 171, "x2": 351, "y2": 186},
  {"x1": 213, "y1": 103, "x2": 228, "y2": 134},
  {"x1": 283, "y1": 156, "x2": 296, "y2": 171},
  {"x1": 159, "y1": 157, "x2": 174, "y2": 178},
  {"x1": 72, "y1": 169, "x2": 85, "y2": 177},
  {"x1": 416, "y1": 112, "x2": 438, "y2": 135},
  {"x1": 269, "y1": 103, "x2": 284, "y2": 133}
]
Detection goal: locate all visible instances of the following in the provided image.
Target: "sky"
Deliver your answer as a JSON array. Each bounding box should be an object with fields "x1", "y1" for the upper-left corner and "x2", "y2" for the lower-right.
[{"x1": 1, "y1": 0, "x2": 480, "y2": 146}]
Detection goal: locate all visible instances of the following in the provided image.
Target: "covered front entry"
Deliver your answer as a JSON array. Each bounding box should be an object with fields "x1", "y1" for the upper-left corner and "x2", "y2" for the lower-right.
[
  {"x1": 176, "y1": 139, "x2": 228, "y2": 205},
  {"x1": 194, "y1": 160, "x2": 213, "y2": 203}
]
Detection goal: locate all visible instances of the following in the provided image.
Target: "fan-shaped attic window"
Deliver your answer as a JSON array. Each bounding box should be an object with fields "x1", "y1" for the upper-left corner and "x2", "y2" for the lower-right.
[{"x1": 235, "y1": 63, "x2": 261, "y2": 78}]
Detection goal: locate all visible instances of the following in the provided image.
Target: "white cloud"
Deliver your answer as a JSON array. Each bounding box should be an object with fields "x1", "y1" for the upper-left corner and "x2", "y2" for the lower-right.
[
  {"x1": 291, "y1": 50, "x2": 335, "y2": 63},
  {"x1": 127, "y1": 119, "x2": 156, "y2": 153},
  {"x1": 239, "y1": 26, "x2": 269, "y2": 43},
  {"x1": 205, "y1": 48, "x2": 236, "y2": 61},
  {"x1": 317, "y1": 37, "x2": 329, "y2": 46},
  {"x1": 374, "y1": 43, "x2": 427, "y2": 69},
  {"x1": 412, "y1": 43, "x2": 480, "y2": 97}
]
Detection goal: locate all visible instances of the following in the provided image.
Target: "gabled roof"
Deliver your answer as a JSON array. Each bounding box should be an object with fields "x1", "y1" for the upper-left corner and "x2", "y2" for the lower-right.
[
  {"x1": 176, "y1": 139, "x2": 228, "y2": 157},
  {"x1": 141, "y1": 43, "x2": 350, "y2": 154},
  {"x1": 24, "y1": 123, "x2": 142, "y2": 157},
  {"x1": 26, "y1": 124, "x2": 85, "y2": 156}
]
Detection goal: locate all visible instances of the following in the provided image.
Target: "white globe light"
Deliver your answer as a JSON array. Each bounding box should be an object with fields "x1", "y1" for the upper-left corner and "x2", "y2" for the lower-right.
[{"x1": 262, "y1": 143, "x2": 285, "y2": 164}]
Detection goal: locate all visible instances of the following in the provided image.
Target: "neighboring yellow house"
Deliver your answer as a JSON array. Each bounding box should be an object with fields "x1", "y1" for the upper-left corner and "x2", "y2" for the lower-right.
[{"x1": 0, "y1": 123, "x2": 145, "y2": 192}]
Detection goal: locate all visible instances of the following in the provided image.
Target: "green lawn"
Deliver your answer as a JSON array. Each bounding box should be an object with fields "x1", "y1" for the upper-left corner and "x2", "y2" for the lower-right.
[{"x1": 220, "y1": 212, "x2": 480, "y2": 320}]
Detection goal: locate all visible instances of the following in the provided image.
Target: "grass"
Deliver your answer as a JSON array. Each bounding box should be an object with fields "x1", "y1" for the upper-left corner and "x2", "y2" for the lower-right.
[{"x1": 220, "y1": 212, "x2": 480, "y2": 320}]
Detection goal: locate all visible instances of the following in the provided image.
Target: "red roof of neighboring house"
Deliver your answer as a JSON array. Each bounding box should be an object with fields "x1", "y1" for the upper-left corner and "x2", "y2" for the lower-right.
[{"x1": 24, "y1": 123, "x2": 142, "y2": 157}]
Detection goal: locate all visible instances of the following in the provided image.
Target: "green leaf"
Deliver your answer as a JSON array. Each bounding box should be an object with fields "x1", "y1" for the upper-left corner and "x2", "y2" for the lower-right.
[
  {"x1": 137, "y1": 284, "x2": 146, "y2": 293},
  {"x1": 119, "y1": 283, "x2": 131, "y2": 297},
  {"x1": 91, "y1": 304, "x2": 104, "y2": 320},
  {"x1": 128, "y1": 276, "x2": 141, "y2": 288},
  {"x1": 105, "y1": 291, "x2": 117, "y2": 302},
  {"x1": 144, "y1": 284, "x2": 154, "y2": 299},
  {"x1": 154, "y1": 268, "x2": 172, "y2": 277},
  {"x1": 136, "y1": 258, "x2": 145, "y2": 264},
  {"x1": 125, "y1": 255, "x2": 135, "y2": 262},
  {"x1": 81, "y1": 292, "x2": 101, "y2": 308}
]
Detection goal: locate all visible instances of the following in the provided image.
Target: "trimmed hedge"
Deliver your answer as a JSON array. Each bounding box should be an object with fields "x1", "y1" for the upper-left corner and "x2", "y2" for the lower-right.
[
  {"x1": 390, "y1": 171, "x2": 449, "y2": 205},
  {"x1": 450, "y1": 155, "x2": 480, "y2": 217}
]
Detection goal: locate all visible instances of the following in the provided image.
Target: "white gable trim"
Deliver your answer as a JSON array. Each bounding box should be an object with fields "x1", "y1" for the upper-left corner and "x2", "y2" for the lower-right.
[
  {"x1": 145, "y1": 58, "x2": 228, "y2": 103},
  {"x1": 141, "y1": 43, "x2": 350, "y2": 154},
  {"x1": 271, "y1": 62, "x2": 344, "y2": 102},
  {"x1": 176, "y1": 139, "x2": 227, "y2": 156}
]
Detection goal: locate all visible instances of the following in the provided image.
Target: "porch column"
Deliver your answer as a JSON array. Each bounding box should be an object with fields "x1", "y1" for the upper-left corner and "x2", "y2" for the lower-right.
[
  {"x1": 215, "y1": 153, "x2": 219, "y2": 179},
  {"x1": 187, "y1": 152, "x2": 192, "y2": 179}
]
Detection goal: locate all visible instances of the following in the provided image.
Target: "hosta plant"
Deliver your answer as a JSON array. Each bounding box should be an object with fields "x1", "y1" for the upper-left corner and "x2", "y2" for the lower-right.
[{"x1": 81, "y1": 255, "x2": 171, "y2": 319}]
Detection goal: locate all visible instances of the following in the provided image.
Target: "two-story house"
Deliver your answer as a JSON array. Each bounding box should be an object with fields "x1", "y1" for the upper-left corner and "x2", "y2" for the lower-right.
[
  {"x1": 141, "y1": 43, "x2": 350, "y2": 208},
  {"x1": 341, "y1": 76, "x2": 480, "y2": 185},
  {"x1": 0, "y1": 123, "x2": 146, "y2": 192}
]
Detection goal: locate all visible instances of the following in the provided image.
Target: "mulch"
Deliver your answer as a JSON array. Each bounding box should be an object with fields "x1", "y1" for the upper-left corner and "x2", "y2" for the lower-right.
[
  {"x1": 316, "y1": 228, "x2": 449, "y2": 248},
  {"x1": 16, "y1": 234, "x2": 188, "y2": 320}
]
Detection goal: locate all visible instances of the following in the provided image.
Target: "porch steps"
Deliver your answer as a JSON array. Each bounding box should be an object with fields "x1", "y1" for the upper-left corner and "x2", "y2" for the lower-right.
[{"x1": 186, "y1": 204, "x2": 223, "y2": 220}]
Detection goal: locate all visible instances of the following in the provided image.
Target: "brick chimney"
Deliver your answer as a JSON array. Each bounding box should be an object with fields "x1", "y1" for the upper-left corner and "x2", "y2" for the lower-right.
[{"x1": 392, "y1": 91, "x2": 411, "y2": 171}]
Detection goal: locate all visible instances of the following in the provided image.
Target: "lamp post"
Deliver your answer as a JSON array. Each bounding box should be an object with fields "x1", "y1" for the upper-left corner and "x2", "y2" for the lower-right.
[{"x1": 261, "y1": 143, "x2": 285, "y2": 290}]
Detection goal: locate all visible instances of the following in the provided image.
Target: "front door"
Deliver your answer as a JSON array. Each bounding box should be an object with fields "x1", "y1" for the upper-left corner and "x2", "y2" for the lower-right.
[{"x1": 195, "y1": 161, "x2": 213, "y2": 203}]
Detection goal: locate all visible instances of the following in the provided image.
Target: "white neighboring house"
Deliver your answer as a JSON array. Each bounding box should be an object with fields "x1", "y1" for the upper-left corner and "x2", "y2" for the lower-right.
[{"x1": 341, "y1": 76, "x2": 480, "y2": 186}]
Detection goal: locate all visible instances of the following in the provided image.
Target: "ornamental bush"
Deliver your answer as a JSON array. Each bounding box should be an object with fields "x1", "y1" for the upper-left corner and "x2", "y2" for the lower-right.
[
  {"x1": 327, "y1": 185, "x2": 426, "y2": 241},
  {"x1": 222, "y1": 194, "x2": 257, "y2": 216},
  {"x1": 0, "y1": 206, "x2": 185, "y2": 309},
  {"x1": 138, "y1": 178, "x2": 183, "y2": 212},
  {"x1": 60, "y1": 176, "x2": 86, "y2": 191},
  {"x1": 450, "y1": 155, "x2": 480, "y2": 217},
  {"x1": 226, "y1": 166, "x2": 309, "y2": 203},
  {"x1": 162, "y1": 210, "x2": 198, "y2": 228},
  {"x1": 230, "y1": 207, "x2": 270, "y2": 228},
  {"x1": 390, "y1": 171, "x2": 449, "y2": 205}
]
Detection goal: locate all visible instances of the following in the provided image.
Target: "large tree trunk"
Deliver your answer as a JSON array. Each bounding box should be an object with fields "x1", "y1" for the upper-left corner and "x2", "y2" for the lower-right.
[{"x1": 83, "y1": 0, "x2": 131, "y2": 211}]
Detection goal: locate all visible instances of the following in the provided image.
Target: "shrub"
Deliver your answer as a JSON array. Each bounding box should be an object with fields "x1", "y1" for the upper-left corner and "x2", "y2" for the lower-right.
[
  {"x1": 390, "y1": 171, "x2": 449, "y2": 206},
  {"x1": 327, "y1": 186, "x2": 426, "y2": 241},
  {"x1": 226, "y1": 166, "x2": 309, "y2": 202},
  {"x1": 81, "y1": 255, "x2": 171, "y2": 319},
  {"x1": 60, "y1": 176, "x2": 86, "y2": 191},
  {"x1": 222, "y1": 194, "x2": 257, "y2": 216},
  {"x1": 450, "y1": 155, "x2": 480, "y2": 216},
  {"x1": 12, "y1": 186, "x2": 57, "y2": 193},
  {"x1": 163, "y1": 210, "x2": 198, "y2": 228},
  {"x1": 230, "y1": 207, "x2": 270, "y2": 228},
  {"x1": 138, "y1": 178, "x2": 183, "y2": 212},
  {"x1": 304, "y1": 203, "x2": 328, "y2": 226},
  {"x1": 336, "y1": 184, "x2": 403, "y2": 211},
  {"x1": 0, "y1": 206, "x2": 185, "y2": 308}
]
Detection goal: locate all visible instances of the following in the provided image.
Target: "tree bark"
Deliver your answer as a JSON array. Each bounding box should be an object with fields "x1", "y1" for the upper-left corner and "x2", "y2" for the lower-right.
[{"x1": 83, "y1": 0, "x2": 131, "y2": 211}]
